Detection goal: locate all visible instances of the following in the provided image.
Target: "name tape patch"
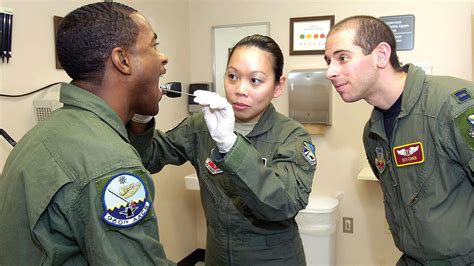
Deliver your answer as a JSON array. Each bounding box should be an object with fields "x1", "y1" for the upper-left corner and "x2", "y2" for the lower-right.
[{"x1": 392, "y1": 142, "x2": 424, "y2": 167}]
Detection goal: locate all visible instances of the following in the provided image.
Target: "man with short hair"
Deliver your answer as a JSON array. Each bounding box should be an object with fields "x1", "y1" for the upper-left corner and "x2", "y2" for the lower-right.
[
  {"x1": 0, "y1": 2, "x2": 173, "y2": 264},
  {"x1": 325, "y1": 15, "x2": 473, "y2": 265}
]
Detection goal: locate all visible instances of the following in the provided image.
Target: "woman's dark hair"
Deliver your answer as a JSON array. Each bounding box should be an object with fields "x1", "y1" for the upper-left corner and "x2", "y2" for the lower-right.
[
  {"x1": 56, "y1": 2, "x2": 138, "y2": 83},
  {"x1": 227, "y1": 34, "x2": 284, "y2": 83}
]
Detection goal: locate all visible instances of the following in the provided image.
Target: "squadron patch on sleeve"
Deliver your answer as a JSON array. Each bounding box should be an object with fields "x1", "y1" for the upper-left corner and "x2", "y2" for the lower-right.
[
  {"x1": 302, "y1": 141, "x2": 317, "y2": 166},
  {"x1": 97, "y1": 172, "x2": 152, "y2": 228},
  {"x1": 454, "y1": 107, "x2": 474, "y2": 149}
]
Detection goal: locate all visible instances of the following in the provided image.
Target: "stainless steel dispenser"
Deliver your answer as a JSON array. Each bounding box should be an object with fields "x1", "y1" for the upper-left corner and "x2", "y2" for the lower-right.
[{"x1": 288, "y1": 69, "x2": 332, "y2": 125}]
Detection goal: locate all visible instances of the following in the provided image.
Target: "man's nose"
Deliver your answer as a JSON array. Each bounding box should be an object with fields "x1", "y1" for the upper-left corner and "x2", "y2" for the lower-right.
[{"x1": 325, "y1": 63, "x2": 338, "y2": 80}]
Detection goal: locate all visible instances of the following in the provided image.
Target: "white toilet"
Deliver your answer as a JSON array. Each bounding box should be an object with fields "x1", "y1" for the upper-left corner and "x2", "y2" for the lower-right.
[{"x1": 296, "y1": 194, "x2": 340, "y2": 266}]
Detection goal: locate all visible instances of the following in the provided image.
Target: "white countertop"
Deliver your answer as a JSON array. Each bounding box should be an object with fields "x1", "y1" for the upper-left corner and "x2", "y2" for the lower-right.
[{"x1": 185, "y1": 172, "x2": 200, "y2": 190}]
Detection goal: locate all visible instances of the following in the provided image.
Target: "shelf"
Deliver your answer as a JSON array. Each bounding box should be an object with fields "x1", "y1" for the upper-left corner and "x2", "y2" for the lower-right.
[
  {"x1": 357, "y1": 166, "x2": 378, "y2": 181},
  {"x1": 185, "y1": 172, "x2": 200, "y2": 190}
]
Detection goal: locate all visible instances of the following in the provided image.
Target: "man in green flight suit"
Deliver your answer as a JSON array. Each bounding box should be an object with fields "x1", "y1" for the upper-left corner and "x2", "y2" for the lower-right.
[
  {"x1": 324, "y1": 15, "x2": 473, "y2": 264},
  {"x1": 0, "y1": 2, "x2": 174, "y2": 265}
]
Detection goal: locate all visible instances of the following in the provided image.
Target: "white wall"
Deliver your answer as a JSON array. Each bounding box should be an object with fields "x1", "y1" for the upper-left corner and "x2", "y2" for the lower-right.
[{"x1": 1, "y1": 0, "x2": 472, "y2": 265}]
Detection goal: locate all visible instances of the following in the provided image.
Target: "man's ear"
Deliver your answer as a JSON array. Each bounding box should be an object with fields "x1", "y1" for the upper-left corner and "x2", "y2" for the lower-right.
[
  {"x1": 111, "y1": 47, "x2": 131, "y2": 75},
  {"x1": 374, "y1": 42, "x2": 391, "y2": 68}
]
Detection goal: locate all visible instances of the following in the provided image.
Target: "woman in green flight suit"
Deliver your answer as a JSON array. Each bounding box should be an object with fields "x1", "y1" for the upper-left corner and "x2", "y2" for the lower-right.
[{"x1": 129, "y1": 34, "x2": 317, "y2": 265}]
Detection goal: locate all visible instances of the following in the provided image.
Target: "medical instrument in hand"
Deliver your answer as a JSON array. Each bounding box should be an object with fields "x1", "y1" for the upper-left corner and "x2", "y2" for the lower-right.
[{"x1": 160, "y1": 82, "x2": 196, "y2": 97}]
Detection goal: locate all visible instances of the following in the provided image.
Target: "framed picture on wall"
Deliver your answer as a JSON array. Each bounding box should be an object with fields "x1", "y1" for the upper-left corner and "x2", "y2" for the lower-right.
[{"x1": 290, "y1": 15, "x2": 334, "y2": 55}]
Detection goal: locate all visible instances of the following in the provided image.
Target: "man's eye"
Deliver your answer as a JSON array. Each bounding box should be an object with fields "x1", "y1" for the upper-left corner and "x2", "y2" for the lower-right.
[{"x1": 340, "y1": 55, "x2": 349, "y2": 62}]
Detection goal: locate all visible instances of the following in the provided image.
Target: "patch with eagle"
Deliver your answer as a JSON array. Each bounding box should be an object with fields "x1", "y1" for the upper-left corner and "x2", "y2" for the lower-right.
[
  {"x1": 392, "y1": 142, "x2": 424, "y2": 167},
  {"x1": 97, "y1": 172, "x2": 152, "y2": 228}
]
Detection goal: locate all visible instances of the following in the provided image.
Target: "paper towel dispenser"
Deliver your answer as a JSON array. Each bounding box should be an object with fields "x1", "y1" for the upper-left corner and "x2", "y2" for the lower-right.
[{"x1": 288, "y1": 69, "x2": 332, "y2": 125}]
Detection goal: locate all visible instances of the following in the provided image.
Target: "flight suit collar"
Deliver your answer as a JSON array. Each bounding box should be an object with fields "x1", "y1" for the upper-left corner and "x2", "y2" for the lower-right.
[
  {"x1": 398, "y1": 63, "x2": 425, "y2": 119},
  {"x1": 246, "y1": 104, "x2": 276, "y2": 137},
  {"x1": 368, "y1": 64, "x2": 425, "y2": 139},
  {"x1": 59, "y1": 83, "x2": 129, "y2": 142}
]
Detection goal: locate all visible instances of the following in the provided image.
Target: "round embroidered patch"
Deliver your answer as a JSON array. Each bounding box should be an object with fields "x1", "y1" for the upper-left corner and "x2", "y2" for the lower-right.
[{"x1": 101, "y1": 173, "x2": 151, "y2": 228}]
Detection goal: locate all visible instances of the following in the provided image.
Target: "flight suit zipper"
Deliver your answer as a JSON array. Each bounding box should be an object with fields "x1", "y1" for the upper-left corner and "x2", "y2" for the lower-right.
[{"x1": 388, "y1": 120, "x2": 407, "y2": 253}]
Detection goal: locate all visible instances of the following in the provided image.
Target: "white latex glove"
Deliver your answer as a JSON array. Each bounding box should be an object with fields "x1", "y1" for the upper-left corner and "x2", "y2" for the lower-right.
[
  {"x1": 131, "y1": 114, "x2": 153, "y2": 123},
  {"x1": 193, "y1": 90, "x2": 237, "y2": 153}
]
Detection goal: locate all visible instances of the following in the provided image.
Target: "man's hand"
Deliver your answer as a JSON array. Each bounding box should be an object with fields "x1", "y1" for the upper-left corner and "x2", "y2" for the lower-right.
[{"x1": 193, "y1": 90, "x2": 237, "y2": 153}]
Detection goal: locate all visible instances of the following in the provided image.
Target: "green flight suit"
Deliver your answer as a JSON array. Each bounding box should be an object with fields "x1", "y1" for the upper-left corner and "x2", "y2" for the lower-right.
[
  {"x1": 129, "y1": 104, "x2": 316, "y2": 265},
  {"x1": 363, "y1": 64, "x2": 474, "y2": 265},
  {"x1": 0, "y1": 83, "x2": 174, "y2": 265}
]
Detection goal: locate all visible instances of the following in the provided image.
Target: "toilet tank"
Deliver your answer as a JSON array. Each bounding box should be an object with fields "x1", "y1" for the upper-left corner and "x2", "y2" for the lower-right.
[
  {"x1": 297, "y1": 195, "x2": 339, "y2": 236},
  {"x1": 296, "y1": 195, "x2": 340, "y2": 265}
]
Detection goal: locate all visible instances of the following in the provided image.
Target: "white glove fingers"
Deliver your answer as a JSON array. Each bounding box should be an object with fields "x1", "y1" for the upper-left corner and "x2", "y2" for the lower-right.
[
  {"x1": 201, "y1": 106, "x2": 212, "y2": 117},
  {"x1": 193, "y1": 90, "x2": 230, "y2": 110}
]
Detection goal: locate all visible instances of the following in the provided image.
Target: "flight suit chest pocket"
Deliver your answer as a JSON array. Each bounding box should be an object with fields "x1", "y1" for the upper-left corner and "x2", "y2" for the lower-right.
[
  {"x1": 366, "y1": 144, "x2": 396, "y2": 198},
  {"x1": 198, "y1": 159, "x2": 225, "y2": 210},
  {"x1": 199, "y1": 175, "x2": 221, "y2": 207},
  {"x1": 392, "y1": 140, "x2": 435, "y2": 207}
]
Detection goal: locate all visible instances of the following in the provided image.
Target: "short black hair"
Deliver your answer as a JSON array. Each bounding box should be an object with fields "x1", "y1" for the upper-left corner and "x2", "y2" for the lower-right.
[
  {"x1": 328, "y1": 15, "x2": 403, "y2": 72},
  {"x1": 56, "y1": 2, "x2": 139, "y2": 83},
  {"x1": 228, "y1": 34, "x2": 284, "y2": 83}
]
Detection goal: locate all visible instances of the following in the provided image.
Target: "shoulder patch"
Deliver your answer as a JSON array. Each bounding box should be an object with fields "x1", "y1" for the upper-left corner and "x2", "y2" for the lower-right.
[
  {"x1": 97, "y1": 172, "x2": 152, "y2": 228},
  {"x1": 302, "y1": 141, "x2": 317, "y2": 166},
  {"x1": 454, "y1": 107, "x2": 474, "y2": 149},
  {"x1": 451, "y1": 88, "x2": 471, "y2": 104}
]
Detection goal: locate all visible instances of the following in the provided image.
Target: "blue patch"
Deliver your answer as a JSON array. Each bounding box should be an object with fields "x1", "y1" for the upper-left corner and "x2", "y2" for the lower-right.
[
  {"x1": 452, "y1": 88, "x2": 471, "y2": 104},
  {"x1": 302, "y1": 141, "x2": 317, "y2": 166},
  {"x1": 100, "y1": 173, "x2": 151, "y2": 228}
]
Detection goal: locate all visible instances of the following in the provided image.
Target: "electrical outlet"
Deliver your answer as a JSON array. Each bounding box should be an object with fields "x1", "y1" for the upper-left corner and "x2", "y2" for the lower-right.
[{"x1": 343, "y1": 217, "x2": 354, "y2": 233}]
